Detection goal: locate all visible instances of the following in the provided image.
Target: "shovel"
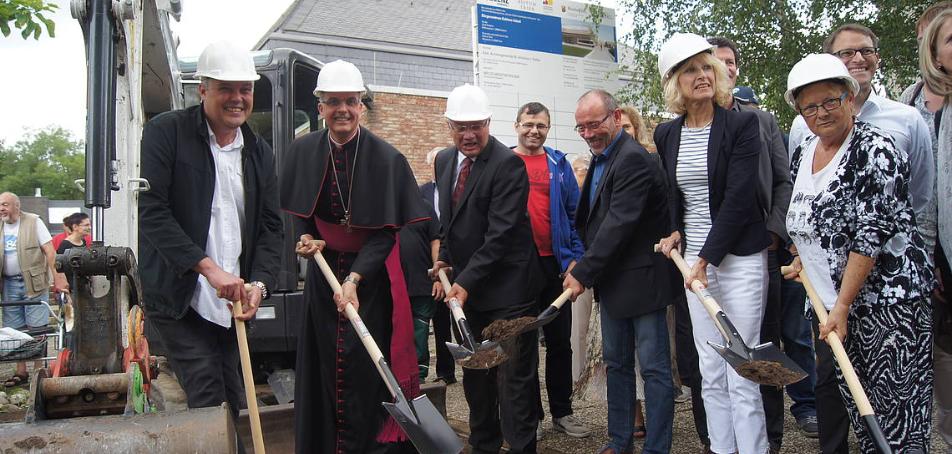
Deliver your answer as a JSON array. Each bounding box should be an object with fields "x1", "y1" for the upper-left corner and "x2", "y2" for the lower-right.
[
  {"x1": 230, "y1": 284, "x2": 266, "y2": 454},
  {"x1": 781, "y1": 265, "x2": 893, "y2": 454},
  {"x1": 313, "y1": 252, "x2": 463, "y2": 454},
  {"x1": 435, "y1": 268, "x2": 509, "y2": 369},
  {"x1": 482, "y1": 289, "x2": 574, "y2": 342},
  {"x1": 656, "y1": 245, "x2": 806, "y2": 387}
]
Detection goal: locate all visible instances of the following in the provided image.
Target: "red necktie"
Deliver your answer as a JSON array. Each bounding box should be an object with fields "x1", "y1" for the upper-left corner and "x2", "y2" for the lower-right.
[{"x1": 452, "y1": 158, "x2": 472, "y2": 207}]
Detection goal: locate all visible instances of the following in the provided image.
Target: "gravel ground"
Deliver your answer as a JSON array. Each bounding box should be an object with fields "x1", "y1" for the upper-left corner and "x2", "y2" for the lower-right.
[
  {"x1": 0, "y1": 328, "x2": 945, "y2": 453},
  {"x1": 436, "y1": 336, "x2": 946, "y2": 453}
]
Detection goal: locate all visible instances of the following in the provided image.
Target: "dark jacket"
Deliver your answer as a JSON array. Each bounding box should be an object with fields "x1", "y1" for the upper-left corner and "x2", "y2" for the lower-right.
[
  {"x1": 138, "y1": 104, "x2": 283, "y2": 319},
  {"x1": 436, "y1": 136, "x2": 539, "y2": 311},
  {"x1": 654, "y1": 105, "x2": 770, "y2": 266},
  {"x1": 733, "y1": 102, "x2": 793, "y2": 242},
  {"x1": 400, "y1": 186, "x2": 441, "y2": 297},
  {"x1": 571, "y1": 132, "x2": 673, "y2": 319}
]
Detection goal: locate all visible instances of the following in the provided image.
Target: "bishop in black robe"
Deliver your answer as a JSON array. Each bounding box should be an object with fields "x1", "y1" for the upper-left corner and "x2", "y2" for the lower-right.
[{"x1": 281, "y1": 125, "x2": 429, "y2": 454}]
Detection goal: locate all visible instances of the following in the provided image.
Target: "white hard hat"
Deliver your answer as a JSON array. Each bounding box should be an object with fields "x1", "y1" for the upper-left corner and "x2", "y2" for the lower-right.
[
  {"x1": 784, "y1": 53, "x2": 859, "y2": 108},
  {"x1": 313, "y1": 60, "x2": 365, "y2": 96},
  {"x1": 444, "y1": 84, "x2": 492, "y2": 122},
  {"x1": 194, "y1": 41, "x2": 260, "y2": 81},
  {"x1": 657, "y1": 32, "x2": 715, "y2": 82}
]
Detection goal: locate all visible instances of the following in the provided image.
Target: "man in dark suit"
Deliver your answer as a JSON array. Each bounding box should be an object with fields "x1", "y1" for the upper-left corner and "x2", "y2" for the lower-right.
[
  {"x1": 430, "y1": 84, "x2": 540, "y2": 454},
  {"x1": 563, "y1": 89, "x2": 675, "y2": 454}
]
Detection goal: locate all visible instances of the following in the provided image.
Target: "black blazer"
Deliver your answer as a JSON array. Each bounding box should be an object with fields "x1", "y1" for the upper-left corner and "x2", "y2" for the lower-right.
[
  {"x1": 138, "y1": 105, "x2": 284, "y2": 319},
  {"x1": 571, "y1": 132, "x2": 673, "y2": 319},
  {"x1": 435, "y1": 137, "x2": 539, "y2": 312},
  {"x1": 654, "y1": 105, "x2": 770, "y2": 267}
]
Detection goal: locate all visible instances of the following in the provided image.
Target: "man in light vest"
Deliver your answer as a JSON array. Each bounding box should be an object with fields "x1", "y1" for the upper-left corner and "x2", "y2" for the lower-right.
[{"x1": 1, "y1": 191, "x2": 68, "y2": 387}]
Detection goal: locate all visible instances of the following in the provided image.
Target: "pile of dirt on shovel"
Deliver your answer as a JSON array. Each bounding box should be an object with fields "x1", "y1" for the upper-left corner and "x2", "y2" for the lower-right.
[
  {"x1": 736, "y1": 360, "x2": 804, "y2": 387},
  {"x1": 482, "y1": 316, "x2": 536, "y2": 342}
]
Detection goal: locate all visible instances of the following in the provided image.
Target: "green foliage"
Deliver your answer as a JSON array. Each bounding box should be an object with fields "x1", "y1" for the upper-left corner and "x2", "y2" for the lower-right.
[
  {"x1": 611, "y1": 0, "x2": 928, "y2": 129},
  {"x1": 0, "y1": 0, "x2": 57, "y2": 40},
  {"x1": 0, "y1": 127, "x2": 85, "y2": 200}
]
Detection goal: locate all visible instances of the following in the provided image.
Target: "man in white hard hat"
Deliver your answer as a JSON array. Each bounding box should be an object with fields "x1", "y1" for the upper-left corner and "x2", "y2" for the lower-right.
[
  {"x1": 139, "y1": 41, "x2": 283, "y2": 440},
  {"x1": 281, "y1": 59, "x2": 429, "y2": 453},
  {"x1": 430, "y1": 84, "x2": 541, "y2": 454},
  {"x1": 708, "y1": 35, "x2": 814, "y2": 448}
]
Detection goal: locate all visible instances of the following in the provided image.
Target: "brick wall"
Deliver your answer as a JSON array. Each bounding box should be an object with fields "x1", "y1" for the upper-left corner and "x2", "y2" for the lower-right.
[{"x1": 362, "y1": 91, "x2": 451, "y2": 184}]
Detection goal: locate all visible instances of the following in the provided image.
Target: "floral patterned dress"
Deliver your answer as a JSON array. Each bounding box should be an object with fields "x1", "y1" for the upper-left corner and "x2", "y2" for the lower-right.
[{"x1": 788, "y1": 120, "x2": 934, "y2": 452}]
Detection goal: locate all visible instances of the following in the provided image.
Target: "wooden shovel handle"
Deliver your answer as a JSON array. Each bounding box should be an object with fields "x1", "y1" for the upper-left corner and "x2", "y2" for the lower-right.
[
  {"x1": 231, "y1": 284, "x2": 265, "y2": 454},
  {"x1": 551, "y1": 288, "x2": 573, "y2": 310},
  {"x1": 436, "y1": 268, "x2": 467, "y2": 322},
  {"x1": 312, "y1": 252, "x2": 399, "y2": 399},
  {"x1": 653, "y1": 244, "x2": 730, "y2": 341},
  {"x1": 780, "y1": 265, "x2": 876, "y2": 417}
]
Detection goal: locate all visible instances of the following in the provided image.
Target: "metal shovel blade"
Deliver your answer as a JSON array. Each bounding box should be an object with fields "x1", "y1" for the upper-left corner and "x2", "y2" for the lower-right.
[
  {"x1": 709, "y1": 312, "x2": 807, "y2": 387},
  {"x1": 445, "y1": 340, "x2": 475, "y2": 360},
  {"x1": 445, "y1": 298, "x2": 509, "y2": 369},
  {"x1": 861, "y1": 414, "x2": 893, "y2": 454},
  {"x1": 382, "y1": 396, "x2": 463, "y2": 454},
  {"x1": 380, "y1": 358, "x2": 463, "y2": 454},
  {"x1": 445, "y1": 340, "x2": 509, "y2": 369},
  {"x1": 517, "y1": 289, "x2": 573, "y2": 333}
]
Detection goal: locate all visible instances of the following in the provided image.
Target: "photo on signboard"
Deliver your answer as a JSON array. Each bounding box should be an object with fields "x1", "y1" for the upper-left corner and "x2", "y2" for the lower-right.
[{"x1": 560, "y1": 18, "x2": 616, "y2": 61}]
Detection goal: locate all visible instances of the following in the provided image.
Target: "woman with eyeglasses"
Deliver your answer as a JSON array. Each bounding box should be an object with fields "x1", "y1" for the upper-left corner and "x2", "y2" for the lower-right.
[
  {"x1": 782, "y1": 53, "x2": 934, "y2": 452},
  {"x1": 654, "y1": 32, "x2": 771, "y2": 454}
]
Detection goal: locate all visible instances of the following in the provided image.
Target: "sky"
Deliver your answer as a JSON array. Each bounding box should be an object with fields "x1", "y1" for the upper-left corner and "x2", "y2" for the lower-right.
[
  {"x1": 0, "y1": 0, "x2": 294, "y2": 144},
  {"x1": 0, "y1": 0, "x2": 624, "y2": 145}
]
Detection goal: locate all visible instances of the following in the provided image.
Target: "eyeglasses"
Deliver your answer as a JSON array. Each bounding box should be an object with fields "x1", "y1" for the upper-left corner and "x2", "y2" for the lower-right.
[
  {"x1": 574, "y1": 113, "x2": 612, "y2": 133},
  {"x1": 518, "y1": 122, "x2": 550, "y2": 131},
  {"x1": 798, "y1": 92, "x2": 849, "y2": 118},
  {"x1": 832, "y1": 47, "x2": 878, "y2": 60},
  {"x1": 449, "y1": 119, "x2": 489, "y2": 133},
  {"x1": 320, "y1": 97, "x2": 361, "y2": 107}
]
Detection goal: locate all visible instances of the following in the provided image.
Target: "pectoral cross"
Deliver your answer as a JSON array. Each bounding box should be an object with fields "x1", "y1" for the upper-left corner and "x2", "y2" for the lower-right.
[{"x1": 341, "y1": 211, "x2": 352, "y2": 233}]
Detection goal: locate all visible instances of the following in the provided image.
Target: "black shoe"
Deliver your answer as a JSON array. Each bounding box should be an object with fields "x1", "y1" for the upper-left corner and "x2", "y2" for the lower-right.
[
  {"x1": 796, "y1": 414, "x2": 819, "y2": 438},
  {"x1": 432, "y1": 375, "x2": 457, "y2": 385}
]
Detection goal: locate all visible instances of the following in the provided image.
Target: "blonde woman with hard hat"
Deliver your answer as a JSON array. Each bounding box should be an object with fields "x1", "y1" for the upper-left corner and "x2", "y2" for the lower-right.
[
  {"x1": 782, "y1": 53, "x2": 934, "y2": 453},
  {"x1": 280, "y1": 59, "x2": 431, "y2": 453},
  {"x1": 919, "y1": 8, "x2": 952, "y2": 449},
  {"x1": 654, "y1": 32, "x2": 771, "y2": 454}
]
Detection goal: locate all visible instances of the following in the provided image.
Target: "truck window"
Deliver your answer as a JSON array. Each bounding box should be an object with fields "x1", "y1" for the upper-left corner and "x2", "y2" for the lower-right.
[{"x1": 292, "y1": 62, "x2": 322, "y2": 137}]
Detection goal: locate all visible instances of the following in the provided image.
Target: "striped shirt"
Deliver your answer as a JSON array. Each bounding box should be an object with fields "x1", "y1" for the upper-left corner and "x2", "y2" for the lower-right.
[{"x1": 676, "y1": 125, "x2": 713, "y2": 257}]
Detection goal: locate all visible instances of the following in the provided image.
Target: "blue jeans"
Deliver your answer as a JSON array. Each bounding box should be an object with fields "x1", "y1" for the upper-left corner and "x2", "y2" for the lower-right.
[
  {"x1": 601, "y1": 306, "x2": 673, "y2": 454},
  {"x1": 780, "y1": 275, "x2": 817, "y2": 420},
  {"x1": 2, "y1": 276, "x2": 50, "y2": 329}
]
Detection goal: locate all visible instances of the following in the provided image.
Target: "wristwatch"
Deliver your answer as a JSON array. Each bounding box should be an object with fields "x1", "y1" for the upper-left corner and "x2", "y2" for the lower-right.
[
  {"x1": 343, "y1": 275, "x2": 361, "y2": 287},
  {"x1": 250, "y1": 281, "x2": 269, "y2": 299}
]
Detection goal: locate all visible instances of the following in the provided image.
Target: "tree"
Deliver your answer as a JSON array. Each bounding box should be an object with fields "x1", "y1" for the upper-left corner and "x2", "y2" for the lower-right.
[
  {"x1": 609, "y1": 0, "x2": 928, "y2": 129},
  {"x1": 0, "y1": 0, "x2": 57, "y2": 40},
  {"x1": 0, "y1": 127, "x2": 85, "y2": 200}
]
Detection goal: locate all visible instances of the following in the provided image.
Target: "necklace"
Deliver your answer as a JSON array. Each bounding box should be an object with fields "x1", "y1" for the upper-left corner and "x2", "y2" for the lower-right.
[
  {"x1": 327, "y1": 129, "x2": 360, "y2": 232},
  {"x1": 685, "y1": 118, "x2": 713, "y2": 129}
]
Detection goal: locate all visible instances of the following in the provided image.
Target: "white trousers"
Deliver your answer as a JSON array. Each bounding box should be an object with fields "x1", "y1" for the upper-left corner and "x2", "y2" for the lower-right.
[
  {"x1": 684, "y1": 250, "x2": 768, "y2": 454},
  {"x1": 936, "y1": 342, "x2": 952, "y2": 448}
]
